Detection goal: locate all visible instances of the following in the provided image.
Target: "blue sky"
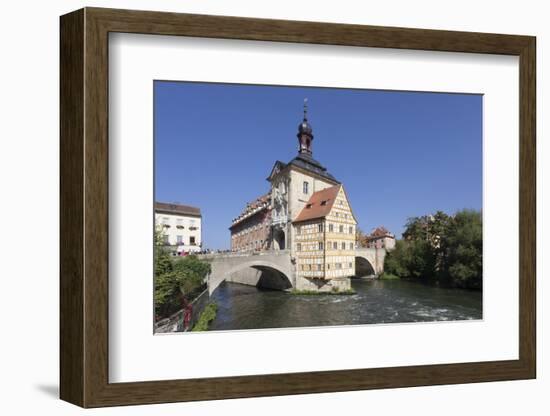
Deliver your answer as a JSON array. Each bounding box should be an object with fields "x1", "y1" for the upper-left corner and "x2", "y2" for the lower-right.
[{"x1": 154, "y1": 81, "x2": 482, "y2": 249}]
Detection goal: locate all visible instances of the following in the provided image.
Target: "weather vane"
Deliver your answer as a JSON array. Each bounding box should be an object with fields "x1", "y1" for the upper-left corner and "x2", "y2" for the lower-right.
[{"x1": 303, "y1": 98, "x2": 308, "y2": 120}]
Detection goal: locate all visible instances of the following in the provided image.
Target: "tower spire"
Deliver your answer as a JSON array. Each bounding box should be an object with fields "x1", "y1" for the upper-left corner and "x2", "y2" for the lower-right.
[{"x1": 297, "y1": 98, "x2": 313, "y2": 155}]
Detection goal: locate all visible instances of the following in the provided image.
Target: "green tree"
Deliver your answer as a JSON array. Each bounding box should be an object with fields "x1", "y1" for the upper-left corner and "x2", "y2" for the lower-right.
[
  {"x1": 355, "y1": 226, "x2": 369, "y2": 247},
  {"x1": 384, "y1": 240, "x2": 411, "y2": 277},
  {"x1": 384, "y1": 239, "x2": 435, "y2": 281},
  {"x1": 154, "y1": 225, "x2": 211, "y2": 319},
  {"x1": 172, "y1": 255, "x2": 210, "y2": 297},
  {"x1": 402, "y1": 215, "x2": 430, "y2": 241},
  {"x1": 384, "y1": 209, "x2": 482, "y2": 290},
  {"x1": 154, "y1": 226, "x2": 172, "y2": 276},
  {"x1": 440, "y1": 209, "x2": 482, "y2": 289}
]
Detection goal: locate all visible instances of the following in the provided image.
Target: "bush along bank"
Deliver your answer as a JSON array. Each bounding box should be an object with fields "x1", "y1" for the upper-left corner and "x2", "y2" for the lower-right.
[
  {"x1": 192, "y1": 303, "x2": 218, "y2": 331},
  {"x1": 384, "y1": 209, "x2": 482, "y2": 290},
  {"x1": 154, "y1": 227, "x2": 211, "y2": 321}
]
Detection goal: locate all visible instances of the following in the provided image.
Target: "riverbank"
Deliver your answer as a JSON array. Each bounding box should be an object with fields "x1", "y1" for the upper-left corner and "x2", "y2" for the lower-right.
[
  {"x1": 192, "y1": 303, "x2": 218, "y2": 331},
  {"x1": 379, "y1": 273, "x2": 482, "y2": 291},
  {"x1": 154, "y1": 288, "x2": 211, "y2": 333},
  {"x1": 379, "y1": 273, "x2": 400, "y2": 280}
]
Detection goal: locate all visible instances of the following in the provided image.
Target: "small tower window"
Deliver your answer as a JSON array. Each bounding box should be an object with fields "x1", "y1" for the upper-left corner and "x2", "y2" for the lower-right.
[{"x1": 303, "y1": 181, "x2": 309, "y2": 194}]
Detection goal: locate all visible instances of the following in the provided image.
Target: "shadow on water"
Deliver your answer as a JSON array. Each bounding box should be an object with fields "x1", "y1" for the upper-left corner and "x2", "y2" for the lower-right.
[{"x1": 209, "y1": 278, "x2": 482, "y2": 331}]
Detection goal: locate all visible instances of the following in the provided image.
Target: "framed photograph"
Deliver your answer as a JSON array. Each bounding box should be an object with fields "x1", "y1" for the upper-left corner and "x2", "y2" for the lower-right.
[{"x1": 60, "y1": 7, "x2": 536, "y2": 408}]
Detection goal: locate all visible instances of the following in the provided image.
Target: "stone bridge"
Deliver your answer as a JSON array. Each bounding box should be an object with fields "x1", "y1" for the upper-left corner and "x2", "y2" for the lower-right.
[
  {"x1": 199, "y1": 250, "x2": 294, "y2": 295},
  {"x1": 200, "y1": 247, "x2": 387, "y2": 294},
  {"x1": 354, "y1": 247, "x2": 387, "y2": 277}
]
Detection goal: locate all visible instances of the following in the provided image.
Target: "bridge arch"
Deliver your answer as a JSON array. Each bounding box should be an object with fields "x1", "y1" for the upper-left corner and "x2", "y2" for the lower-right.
[
  {"x1": 208, "y1": 257, "x2": 293, "y2": 294},
  {"x1": 355, "y1": 256, "x2": 376, "y2": 277},
  {"x1": 354, "y1": 247, "x2": 387, "y2": 276}
]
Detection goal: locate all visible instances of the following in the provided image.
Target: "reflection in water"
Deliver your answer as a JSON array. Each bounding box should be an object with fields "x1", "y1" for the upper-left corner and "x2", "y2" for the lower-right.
[{"x1": 209, "y1": 279, "x2": 482, "y2": 331}]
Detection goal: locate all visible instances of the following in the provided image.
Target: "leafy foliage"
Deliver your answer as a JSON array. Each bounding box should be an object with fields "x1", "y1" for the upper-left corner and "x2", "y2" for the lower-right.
[
  {"x1": 154, "y1": 227, "x2": 211, "y2": 319},
  {"x1": 191, "y1": 303, "x2": 218, "y2": 331},
  {"x1": 355, "y1": 226, "x2": 369, "y2": 247},
  {"x1": 384, "y1": 209, "x2": 482, "y2": 290},
  {"x1": 441, "y1": 210, "x2": 482, "y2": 289}
]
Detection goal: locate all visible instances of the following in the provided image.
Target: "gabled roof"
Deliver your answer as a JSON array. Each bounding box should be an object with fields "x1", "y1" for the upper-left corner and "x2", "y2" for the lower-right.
[
  {"x1": 267, "y1": 160, "x2": 287, "y2": 181},
  {"x1": 288, "y1": 153, "x2": 339, "y2": 184},
  {"x1": 367, "y1": 226, "x2": 395, "y2": 239},
  {"x1": 155, "y1": 202, "x2": 201, "y2": 217},
  {"x1": 293, "y1": 185, "x2": 341, "y2": 223},
  {"x1": 267, "y1": 154, "x2": 339, "y2": 184}
]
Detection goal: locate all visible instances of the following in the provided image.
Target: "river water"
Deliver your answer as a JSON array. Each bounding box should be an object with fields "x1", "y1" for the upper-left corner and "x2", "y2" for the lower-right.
[{"x1": 209, "y1": 278, "x2": 482, "y2": 331}]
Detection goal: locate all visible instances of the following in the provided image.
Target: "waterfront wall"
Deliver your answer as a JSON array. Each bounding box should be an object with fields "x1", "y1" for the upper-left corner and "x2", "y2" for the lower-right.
[
  {"x1": 154, "y1": 289, "x2": 210, "y2": 333},
  {"x1": 295, "y1": 276, "x2": 351, "y2": 292}
]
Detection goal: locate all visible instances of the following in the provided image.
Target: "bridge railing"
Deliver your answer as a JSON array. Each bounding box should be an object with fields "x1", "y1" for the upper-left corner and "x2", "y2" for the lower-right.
[{"x1": 198, "y1": 249, "x2": 291, "y2": 260}]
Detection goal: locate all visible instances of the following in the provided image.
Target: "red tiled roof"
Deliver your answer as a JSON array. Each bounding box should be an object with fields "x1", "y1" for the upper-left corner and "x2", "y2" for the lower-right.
[
  {"x1": 247, "y1": 193, "x2": 270, "y2": 211},
  {"x1": 230, "y1": 193, "x2": 271, "y2": 228},
  {"x1": 367, "y1": 226, "x2": 394, "y2": 239},
  {"x1": 155, "y1": 202, "x2": 201, "y2": 217},
  {"x1": 371, "y1": 226, "x2": 390, "y2": 237},
  {"x1": 293, "y1": 185, "x2": 341, "y2": 223}
]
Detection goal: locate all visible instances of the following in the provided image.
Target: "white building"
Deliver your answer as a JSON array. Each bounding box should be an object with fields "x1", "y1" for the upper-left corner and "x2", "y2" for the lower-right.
[{"x1": 155, "y1": 202, "x2": 202, "y2": 254}]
